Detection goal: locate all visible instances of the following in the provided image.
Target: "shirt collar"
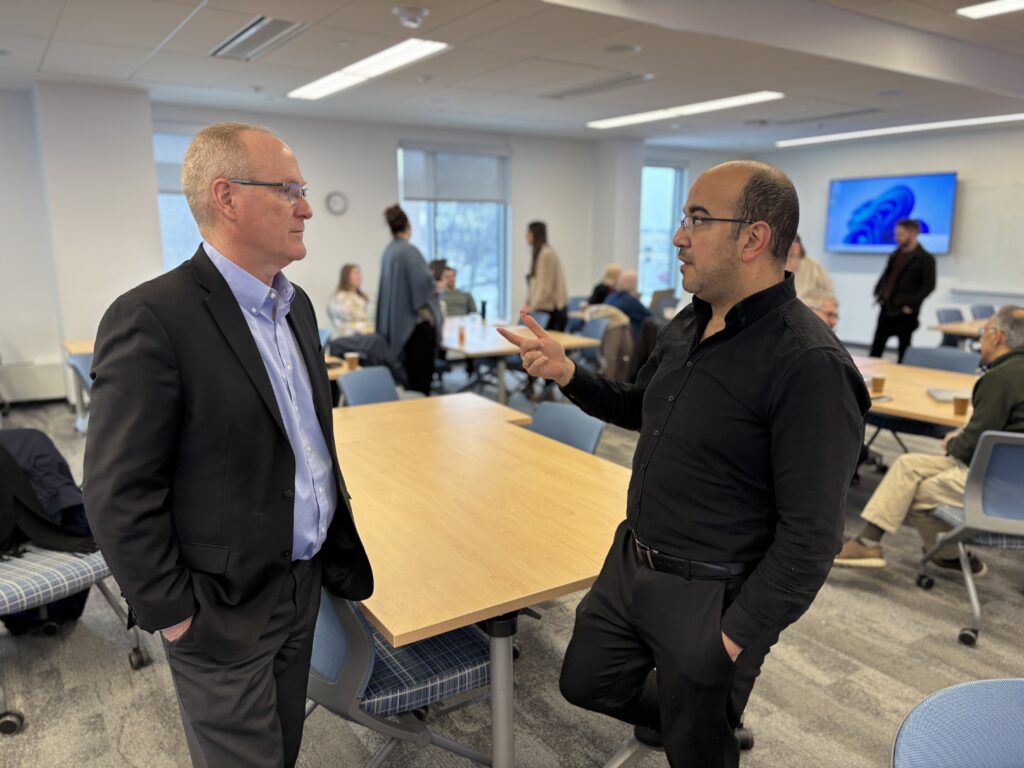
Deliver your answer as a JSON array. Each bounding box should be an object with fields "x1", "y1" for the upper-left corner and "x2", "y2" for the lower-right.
[
  {"x1": 986, "y1": 348, "x2": 1024, "y2": 371},
  {"x1": 203, "y1": 241, "x2": 294, "y2": 320},
  {"x1": 691, "y1": 272, "x2": 796, "y2": 332}
]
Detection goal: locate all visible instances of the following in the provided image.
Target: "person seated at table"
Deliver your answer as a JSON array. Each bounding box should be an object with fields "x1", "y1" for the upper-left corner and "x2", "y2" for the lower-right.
[
  {"x1": 588, "y1": 263, "x2": 622, "y2": 305},
  {"x1": 802, "y1": 288, "x2": 840, "y2": 331},
  {"x1": 786, "y1": 233, "x2": 834, "y2": 301},
  {"x1": 604, "y1": 270, "x2": 651, "y2": 340},
  {"x1": 326, "y1": 263, "x2": 373, "y2": 337},
  {"x1": 439, "y1": 266, "x2": 477, "y2": 317},
  {"x1": 834, "y1": 305, "x2": 1024, "y2": 573}
]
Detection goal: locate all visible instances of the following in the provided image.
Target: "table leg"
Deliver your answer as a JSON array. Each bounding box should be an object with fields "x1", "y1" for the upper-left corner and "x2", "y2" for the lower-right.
[
  {"x1": 497, "y1": 359, "x2": 508, "y2": 405},
  {"x1": 481, "y1": 612, "x2": 518, "y2": 767},
  {"x1": 70, "y1": 370, "x2": 87, "y2": 434}
]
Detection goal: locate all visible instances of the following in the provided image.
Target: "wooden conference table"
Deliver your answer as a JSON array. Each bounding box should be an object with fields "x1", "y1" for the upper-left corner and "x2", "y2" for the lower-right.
[
  {"x1": 441, "y1": 317, "x2": 600, "y2": 404},
  {"x1": 929, "y1": 319, "x2": 985, "y2": 340},
  {"x1": 853, "y1": 355, "x2": 978, "y2": 428},
  {"x1": 333, "y1": 393, "x2": 629, "y2": 767}
]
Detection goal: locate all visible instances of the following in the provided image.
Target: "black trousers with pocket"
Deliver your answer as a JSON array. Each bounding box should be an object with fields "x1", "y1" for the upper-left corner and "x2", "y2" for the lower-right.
[
  {"x1": 869, "y1": 309, "x2": 919, "y2": 362},
  {"x1": 560, "y1": 522, "x2": 777, "y2": 768}
]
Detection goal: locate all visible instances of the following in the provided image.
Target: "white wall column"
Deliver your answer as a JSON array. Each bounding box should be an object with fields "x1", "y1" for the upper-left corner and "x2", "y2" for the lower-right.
[{"x1": 591, "y1": 138, "x2": 644, "y2": 283}]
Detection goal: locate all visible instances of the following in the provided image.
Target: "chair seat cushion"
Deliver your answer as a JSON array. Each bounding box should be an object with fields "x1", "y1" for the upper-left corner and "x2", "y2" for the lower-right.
[
  {"x1": 932, "y1": 506, "x2": 1024, "y2": 549},
  {"x1": 0, "y1": 547, "x2": 110, "y2": 615},
  {"x1": 361, "y1": 625, "x2": 491, "y2": 717}
]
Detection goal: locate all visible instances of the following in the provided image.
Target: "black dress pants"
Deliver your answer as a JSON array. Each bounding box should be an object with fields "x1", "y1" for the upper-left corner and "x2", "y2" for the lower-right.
[
  {"x1": 402, "y1": 321, "x2": 437, "y2": 395},
  {"x1": 869, "y1": 309, "x2": 919, "y2": 362},
  {"x1": 560, "y1": 522, "x2": 776, "y2": 768}
]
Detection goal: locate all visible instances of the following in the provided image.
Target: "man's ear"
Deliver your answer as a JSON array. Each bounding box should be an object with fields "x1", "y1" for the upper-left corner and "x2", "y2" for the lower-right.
[
  {"x1": 740, "y1": 221, "x2": 773, "y2": 264},
  {"x1": 210, "y1": 178, "x2": 238, "y2": 222}
]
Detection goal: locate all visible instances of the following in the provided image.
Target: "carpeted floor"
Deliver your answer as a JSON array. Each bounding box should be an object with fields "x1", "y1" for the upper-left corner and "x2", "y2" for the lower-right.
[{"x1": 2, "y1": 367, "x2": 1023, "y2": 767}]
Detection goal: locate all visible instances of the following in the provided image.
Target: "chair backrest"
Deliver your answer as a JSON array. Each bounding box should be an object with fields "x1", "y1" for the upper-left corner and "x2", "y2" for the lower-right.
[
  {"x1": 892, "y1": 678, "x2": 1024, "y2": 768},
  {"x1": 902, "y1": 346, "x2": 979, "y2": 373},
  {"x1": 319, "y1": 328, "x2": 332, "y2": 347},
  {"x1": 308, "y1": 590, "x2": 376, "y2": 717},
  {"x1": 652, "y1": 294, "x2": 677, "y2": 317},
  {"x1": 970, "y1": 304, "x2": 995, "y2": 320},
  {"x1": 66, "y1": 354, "x2": 94, "y2": 393},
  {"x1": 579, "y1": 316, "x2": 610, "y2": 366},
  {"x1": 936, "y1": 308, "x2": 964, "y2": 324},
  {"x1": 531, "y1": 310, "x2": 551, "y2": 329},
  {"x1": 962, "y1": 431, "x2": 1024, "y2": 535},
  {"x1": 649, "y1": 288, "x2": 674, "y2": 311},
  {"x1": 529, "y1": 402, "x2": 605, "y2": 454},
  {"x1": 339, "y1": 366, "x2": 399, "y2": 406},
  {"x1": 568, "y1": 295, "x2": 588, "y2": 312}
]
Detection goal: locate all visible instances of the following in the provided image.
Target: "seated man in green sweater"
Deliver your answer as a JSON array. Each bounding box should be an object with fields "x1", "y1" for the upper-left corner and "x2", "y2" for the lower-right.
[{"x1": 835, "y1": 304, "x2": 1024, "y2": 574}]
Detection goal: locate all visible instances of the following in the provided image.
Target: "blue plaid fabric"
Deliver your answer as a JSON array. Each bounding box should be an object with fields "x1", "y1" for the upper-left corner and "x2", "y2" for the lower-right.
[
  {"x1": 0, "y1": 547, "x2": 110, "y2": 615},
  {"x1": 932, "y1": 506, "x2": 1024, "y2": 550},
  {"x1": 361, "y1": 624, "x2": 491, "y2": 717}
]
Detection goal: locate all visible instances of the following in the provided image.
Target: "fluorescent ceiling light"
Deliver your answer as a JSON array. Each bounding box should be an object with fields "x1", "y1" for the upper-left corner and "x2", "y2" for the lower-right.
[
  {"x1": 776, "y1": 112, "x2": 1024, "y2": 147},
  {"x1": 587, "y1": 91, "x2": 784, "y2": 130},
  {"x1": 956, "y1": 0, "x2": 1024, "y2": 19},
  {"x1": 288, "y1": 38, "x2": 448, "y2": 100}
]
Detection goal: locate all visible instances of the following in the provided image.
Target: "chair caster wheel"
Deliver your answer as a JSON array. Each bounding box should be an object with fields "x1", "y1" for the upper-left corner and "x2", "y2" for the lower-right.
[
  {"x1": 512, "y1": 643, "x2": 521, "y2": 661},
  {"x1": 916, "y1": 574, "x2": 934, "y2": 590},
  {"x1": 411, "y1": 706, "x2": 429, "y2": 721},
  {"x1": 0, "y1": 711, "x2": 24, "y2": 736},
  {"x1": 959, "y1": 628, "x2": 979, "y2": 646},
  {"x1": 735, "y1": 725, "x2": 754, "y2": 750},
  {"x1": 128, "y1": 648, "x2": 148, "y2": 670},
  {"x1": 40, "y1": 621, "x2": 60, "y2": 637}
]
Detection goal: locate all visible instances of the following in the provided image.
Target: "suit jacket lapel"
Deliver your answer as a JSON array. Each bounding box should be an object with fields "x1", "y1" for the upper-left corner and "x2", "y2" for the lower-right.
[{"x1": 190, "y1": 247, "x2": 287, "y2": 438}]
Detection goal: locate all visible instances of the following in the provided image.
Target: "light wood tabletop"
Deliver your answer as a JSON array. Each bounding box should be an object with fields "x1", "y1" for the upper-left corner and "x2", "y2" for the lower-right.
[
  {"x1": 928, "y1": 319, "x2": 985, "y2": 339},
  {"x1": 440, "y1": 317, "x2": 600, "y2": 358},
  {"x1": 62, "y1": 339, "x2": 95, "y2": 356},
  {"x1": 856, "y1": 359, "x2": 978, "y2": 427},
  {"x1": 332, "y1": 392, "x2": 530, "y2": 445}
]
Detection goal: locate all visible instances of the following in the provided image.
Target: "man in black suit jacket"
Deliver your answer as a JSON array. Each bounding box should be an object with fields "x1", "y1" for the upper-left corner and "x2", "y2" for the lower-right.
[
  {"x1": 869, "y1": 218, "x2": 936, "y2": 361},
  {"x1": 84, "y1": 123, "x2": 372, "y2": 768}
]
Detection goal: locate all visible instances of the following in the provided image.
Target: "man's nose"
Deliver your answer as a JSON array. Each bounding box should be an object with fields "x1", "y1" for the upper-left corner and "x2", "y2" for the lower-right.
[{"x1": 672, "y1": 225, "x2": 688, "y2": 250}]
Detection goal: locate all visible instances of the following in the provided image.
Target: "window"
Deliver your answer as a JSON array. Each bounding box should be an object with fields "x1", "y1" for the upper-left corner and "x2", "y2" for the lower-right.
[
  {"x1": 638, "y1": 165, "x2": 688, "y2": 301},
  {"x1": 398, "y1": 146, "x2": 509, "y2": 319},
  {"x1": 153, "y1": 132, "x2": 200, "y2": 272}
]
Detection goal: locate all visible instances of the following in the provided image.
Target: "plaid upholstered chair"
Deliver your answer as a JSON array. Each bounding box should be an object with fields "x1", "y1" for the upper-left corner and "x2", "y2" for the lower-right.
[
  {"x1": 305, "y1": 591, "x2": 491, "y2": 766},
  {"x1": 0, "y1": 548, "x2": 148, "y2": 734},
  {"x1": 917, "y1": 430, "x2": 1024, "y2": 646},
  {"x1": 892, "y1": 679, "x2": 1024, "y2": 767}
]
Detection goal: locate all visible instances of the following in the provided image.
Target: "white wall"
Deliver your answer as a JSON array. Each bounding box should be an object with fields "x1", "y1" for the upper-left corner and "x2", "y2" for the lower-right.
[{"x1": 759, "y1": 125, "x2": 1024, "y2": 346}]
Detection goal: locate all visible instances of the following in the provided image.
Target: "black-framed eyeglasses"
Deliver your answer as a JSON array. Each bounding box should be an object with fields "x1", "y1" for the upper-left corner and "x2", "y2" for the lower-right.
[
  {"x1": 229, "y1": 179, "x2": 309, "y2": 205},
  {"x1": 679, "y1": 214, "x2": 755, "y2": 233}
]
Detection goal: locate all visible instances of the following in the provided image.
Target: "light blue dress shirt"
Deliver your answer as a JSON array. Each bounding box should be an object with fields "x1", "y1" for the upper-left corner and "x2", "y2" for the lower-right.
[{"x1": 204, "y1": 242, "x2": 336, "y2": 560}]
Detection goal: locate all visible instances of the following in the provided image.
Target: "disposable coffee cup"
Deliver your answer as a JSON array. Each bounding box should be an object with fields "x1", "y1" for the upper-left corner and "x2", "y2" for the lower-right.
[
  {"x1": 953, "y1": 396, "x2": 970, "y2": 416},
  {"x1": 871, "y1": 375, "x2": 886, "y2": 394},
  {"x1": 344, "y1": 352, "x2": 359, "y2": 371}
]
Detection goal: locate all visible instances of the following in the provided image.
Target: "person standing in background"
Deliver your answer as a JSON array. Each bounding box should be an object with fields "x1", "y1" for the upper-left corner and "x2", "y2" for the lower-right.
[
  {"x1": 786, "y1": 233, "x2": 834, "y2": 301},
  {"x1": 521, "y1": 221, "x2": 569, "y2": 331},
  {"x1": 869, "y1": 219, "x2": 936, "y2": 361},
  {"x1": 326, "y1": 263, "x2": 372, "y2": 338},
  {"x1": 376, "y1": 205, "x2": 442, "y2": 395}
]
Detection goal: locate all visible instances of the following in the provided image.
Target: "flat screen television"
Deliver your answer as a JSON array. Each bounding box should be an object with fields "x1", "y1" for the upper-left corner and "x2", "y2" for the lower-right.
[{"x1": 825, "y1": 172, "x2": 957, "y2": 254}]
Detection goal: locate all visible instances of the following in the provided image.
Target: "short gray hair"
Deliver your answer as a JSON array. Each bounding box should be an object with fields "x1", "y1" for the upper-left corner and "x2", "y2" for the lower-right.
[
  {"x1": 802, "y1": 289, "x2": 838, "y2": 311},
  {"x1": 992, "y1": 305, "x2": 1024, "y2": 350},
  {"x1": 181, "y1": 122, "x2": 273, "y2": 227}
]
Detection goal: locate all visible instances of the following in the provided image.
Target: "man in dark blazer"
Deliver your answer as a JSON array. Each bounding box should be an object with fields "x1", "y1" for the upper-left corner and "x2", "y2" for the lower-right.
[
  {"x1": 869, "y1": 218, "x2": 936, "y2": 361},
  {"x1": 84, "y1": 122, "x2": 372, "y2": 768}
]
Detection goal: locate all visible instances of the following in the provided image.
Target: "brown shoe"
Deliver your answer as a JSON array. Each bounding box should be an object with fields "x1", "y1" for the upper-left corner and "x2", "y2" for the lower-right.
[
  {"x1": 834, "y1": 538, "x2": 886, "y2": 568},
  {"x1": 930, "y1": 550, "x2": 988, "y2": 578}
]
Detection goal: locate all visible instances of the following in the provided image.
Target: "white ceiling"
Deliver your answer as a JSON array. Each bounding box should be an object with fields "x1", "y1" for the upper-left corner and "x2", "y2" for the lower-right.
[{"x1": 1, "y1": 0, "x2": 1023, "y2": 149}]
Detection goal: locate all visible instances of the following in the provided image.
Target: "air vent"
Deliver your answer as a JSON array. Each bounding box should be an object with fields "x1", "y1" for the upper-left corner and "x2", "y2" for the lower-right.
[
  {"x1": 773, "y1": 107, "x2": 880, "y2": 126},
  {"x1": 541, "y1": 73, "x2": 655, "y2": 100},
  {"x1": 210, "y1": 17, "x2": 308, "y2": 61}
]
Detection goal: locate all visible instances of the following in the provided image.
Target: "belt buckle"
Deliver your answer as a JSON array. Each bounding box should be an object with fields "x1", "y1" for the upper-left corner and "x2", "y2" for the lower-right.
[{"x1": 634, "y1": 536, "x2": 657, "y2": 570}]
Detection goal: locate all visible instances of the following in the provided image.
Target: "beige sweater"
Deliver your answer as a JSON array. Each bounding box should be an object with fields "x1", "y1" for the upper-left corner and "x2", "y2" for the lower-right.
[
  {"x1": 526, "y1": 244, "x2": 569, "y2": 311},
  {"x1": 793, "y1": 255, "x2": 834, "y2": 300}
]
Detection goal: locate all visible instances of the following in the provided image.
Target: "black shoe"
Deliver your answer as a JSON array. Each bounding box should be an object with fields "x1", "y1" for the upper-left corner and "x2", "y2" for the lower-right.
[
  {"x1": 633, "y1": 725, "x2": 664, "y2": 749},
  {"x1": 931, "y1": 550, "x2": 987, "y2": 577}
]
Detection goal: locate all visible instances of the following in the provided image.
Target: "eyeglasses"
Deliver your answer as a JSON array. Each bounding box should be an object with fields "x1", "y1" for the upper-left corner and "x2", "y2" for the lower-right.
[
  {"x1": 679, "y1": 214, "x2": 756, "y2": 233},
  {"x1": 229, "y1": 179, "x2": 309, "y2": 205}
]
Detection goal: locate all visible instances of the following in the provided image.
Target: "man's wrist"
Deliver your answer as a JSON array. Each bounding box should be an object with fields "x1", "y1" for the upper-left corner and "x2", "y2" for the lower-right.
[{"x1": 555, "y1": 359, "x2": 576, "y2": 388}]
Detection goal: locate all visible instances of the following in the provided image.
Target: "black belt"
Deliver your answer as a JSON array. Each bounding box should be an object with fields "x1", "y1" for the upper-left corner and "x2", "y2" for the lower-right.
[{"x1": 633, "y1": 533, "x2": 753, "y2": 580}]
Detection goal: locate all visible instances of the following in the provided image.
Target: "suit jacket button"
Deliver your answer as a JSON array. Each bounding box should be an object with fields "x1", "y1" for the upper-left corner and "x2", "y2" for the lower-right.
[
  {"x1": 282, "y1": 489, "x2": 294, "y2": 501},
  {"x1": 280, "y1": 548, "x2": 292, "y2": 560}
]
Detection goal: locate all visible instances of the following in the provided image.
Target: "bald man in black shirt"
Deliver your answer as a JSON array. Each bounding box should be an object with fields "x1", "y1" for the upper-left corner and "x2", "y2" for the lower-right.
[{"x1": 500, "y1": 161, "x2": 869, "y2": 767}]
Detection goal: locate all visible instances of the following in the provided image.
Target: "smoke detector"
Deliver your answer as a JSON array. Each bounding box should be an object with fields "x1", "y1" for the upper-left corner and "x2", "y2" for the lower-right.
[{"x1": 393, "y1": 6, "x2": 430, "y2": 29}]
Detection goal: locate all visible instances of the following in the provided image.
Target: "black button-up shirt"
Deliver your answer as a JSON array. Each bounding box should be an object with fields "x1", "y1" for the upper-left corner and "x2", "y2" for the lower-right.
[{"x1": 562, "y1": 276, "x2": 870, "y2": 648}]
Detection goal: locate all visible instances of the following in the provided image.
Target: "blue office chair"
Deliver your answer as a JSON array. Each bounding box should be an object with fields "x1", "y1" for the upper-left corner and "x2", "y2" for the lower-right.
[
  {"x1": 935, "y1": 308, "x2": 964, "y2": 348},
  {"x1": 529, "y1": 402, "x2": 605, "y2": 454},
  {"x1": 339, "y1": 366, "x2": 399, "y2": 406},
  {"x1": 576, "y1": 317, "x2": 609, "y2": 372},
  {"x1": 568, "y1": 296, "x2": 588, "y2": 333},
  {"x1": 319, "y1": 328, "x2": 332, "y2": 348},
  {"x1": 917, "y1": 431, "x2": 1024, "y2": 646},
  {"x1": 505, "y1": 311, "x2": 550, "y2": 382},
  {"x1": 305, "y1": 591, "x2": 491, "y2": 766},
  {"x1": 970, "y1": 304, "x2": 995, "y2": 320},
  {"x1": 892, "y1": 678, "x2": 1024, "y2": 767},
  {"x1": 66, "y1": 353, "x2": 94, "y2": 433},
  {"x1": 902, "y1": 346, "x2": 979, "y2": 374}
]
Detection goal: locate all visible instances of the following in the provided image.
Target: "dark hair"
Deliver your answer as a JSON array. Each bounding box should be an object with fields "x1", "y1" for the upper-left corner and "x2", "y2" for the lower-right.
[
  {"x1": 528, "y1": 221, "x2": 548, "y2": 278},
  {"x1": 385, "y1": 204, "x2": 409, "y2": 235},
  {"x1": 733, "y1": 163, "x2": 799, "y2": 262},
  {"x1": 896, "y1": 218, "x2": 921, "y2": 234},
  {"x1": 337, "y1": 264, "x2": 366, "y2": 299},
  {"x1": 429, "y1": 259, "x2": 447, "y2": 281}
]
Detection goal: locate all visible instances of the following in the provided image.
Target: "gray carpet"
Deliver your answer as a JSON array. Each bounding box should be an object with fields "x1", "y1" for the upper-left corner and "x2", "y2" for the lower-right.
[{"x1": 3, "y1": 370, "x2": 1023, "y2": 767}]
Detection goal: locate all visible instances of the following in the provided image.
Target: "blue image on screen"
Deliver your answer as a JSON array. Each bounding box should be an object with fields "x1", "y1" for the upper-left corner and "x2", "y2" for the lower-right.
[{"x1": 825, "y1": 172, "x2": 956, "y2": 254}]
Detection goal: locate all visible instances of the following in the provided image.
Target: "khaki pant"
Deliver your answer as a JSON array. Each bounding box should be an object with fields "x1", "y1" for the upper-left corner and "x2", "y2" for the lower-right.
[{"x1": 861, "y1": 453, "x2": 968, "y2": 559}]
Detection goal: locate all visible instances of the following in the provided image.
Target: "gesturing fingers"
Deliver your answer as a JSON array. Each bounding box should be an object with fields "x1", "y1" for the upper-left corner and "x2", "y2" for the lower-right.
[
  {"x1": 520, "y1": 312, "x2": 551, "y2": 339},
  {"x1": 496, "y1": 326, "x2": 527, "y2": 347}
]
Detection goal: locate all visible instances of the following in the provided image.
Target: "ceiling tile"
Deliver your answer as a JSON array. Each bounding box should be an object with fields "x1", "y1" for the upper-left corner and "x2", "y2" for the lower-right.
[
  {"x1": 131, "y1": 51, "x2": 246, "y2": 86},
  {"x1": 41, "y1": 39, "x2": 152, "y2": 78},
  {"x1": 460, "y1": 5, "x2": 635, "y2": 57},
  {"x1": 54, "y1": 0, "x2": 197, "y2": 48},
  {"x1": 455, "y1": 58, "x2": 617, "y2": 96},
  {"x1": 205, "y1": 0, "x2": 354, "y2": 25},
  {"x1": 161, "y1": 7, "x2": 264, "y2": 56},
  {"x1": 381, "y1": 46, "x2": 519, "y2": 87},
  {"x1": 214, "y1": 61, "x2": 331, "y2": 95},
  {"x1": 413, "y1": 1, "x2": 546, "y2": 45},
  {"x1": 0, "y1": 0, "x2": 66, "y2": 38},
  {"x1": 318, "y1": 0, "x2": 496, "y2": 36},
  {"x1": 0, "y1": 33, "x2": 49, "y2": 72},
  {"x1": 256, "y1": 24, "x2": 401, "y2": 71}
]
